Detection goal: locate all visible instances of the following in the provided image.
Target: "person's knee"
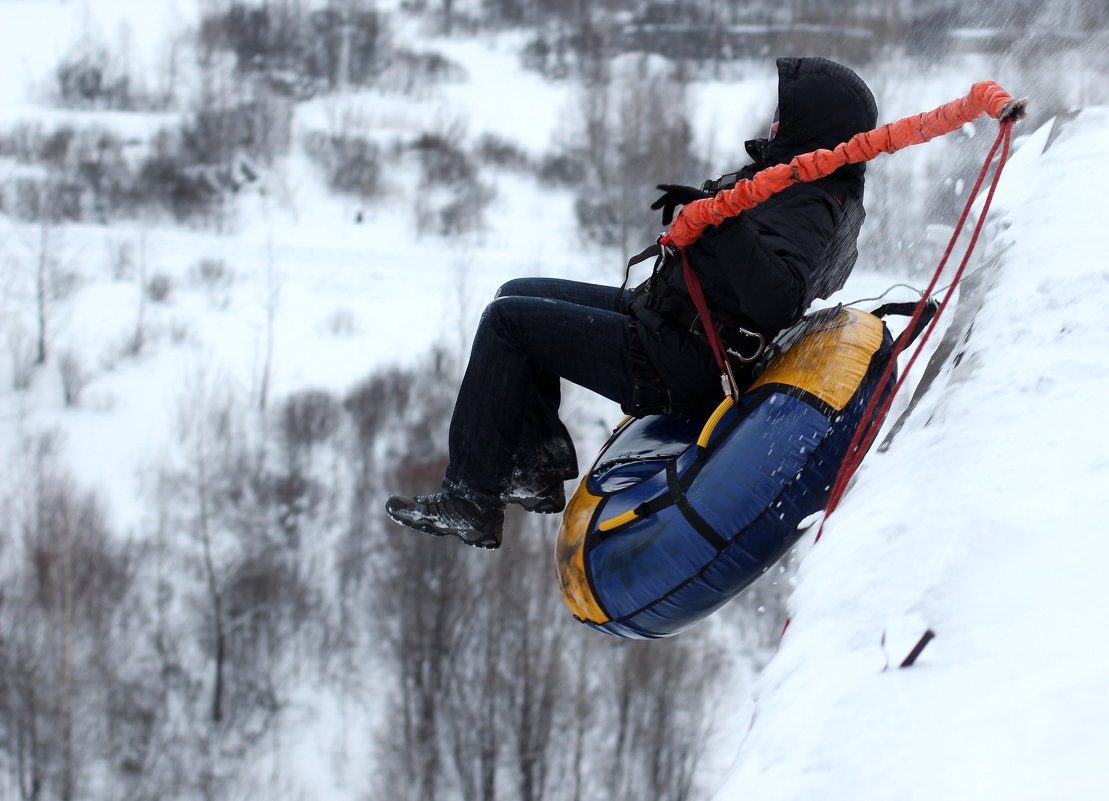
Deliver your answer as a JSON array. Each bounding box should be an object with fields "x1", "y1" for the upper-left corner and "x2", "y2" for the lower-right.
[
  {"x1": 479, "y1": 295, "x2": 513, "y2": 330},
  {"x1": 495, "y1": 277, "x2": 556, "y2": 300},
  {"x1": 481, "y1": 295, "x2": 536, "y2": 342},
  {"x1": 494, "y1": 278, "x2": 531, "y2": 300}
]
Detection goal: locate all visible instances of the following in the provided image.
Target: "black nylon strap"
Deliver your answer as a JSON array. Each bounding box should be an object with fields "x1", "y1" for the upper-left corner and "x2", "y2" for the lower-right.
[
  {"x1": 666, "y1": 461, "x2": 728, "y2": 550},
  {"x1": 621, "y1": 320, "x2": 673, "y2": 417},
  {"x1": 874, "y1": 298, "x2": 939, "y2": 350},
  {"x1": 615, "y1": 242, "x2": 663, "y2": 311}
]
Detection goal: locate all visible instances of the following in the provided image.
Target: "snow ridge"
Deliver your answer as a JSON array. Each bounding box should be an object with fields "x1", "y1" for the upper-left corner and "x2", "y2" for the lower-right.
[{"x1": 712, "y1": 109, "x2": 1109, "y2": 801}]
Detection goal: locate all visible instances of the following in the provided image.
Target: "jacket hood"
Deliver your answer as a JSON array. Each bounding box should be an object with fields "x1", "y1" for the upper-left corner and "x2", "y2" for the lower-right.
[{"x1": 747, "y1": 57, "x2": 878, "y2": 185}]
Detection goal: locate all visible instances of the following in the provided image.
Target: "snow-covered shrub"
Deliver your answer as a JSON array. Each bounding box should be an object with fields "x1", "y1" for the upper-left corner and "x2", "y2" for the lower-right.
[
  {"x1": 66, "y1": 127, "x2": 133, "y2": 220},
  {"x1": 0, "y1": 124, "x2": 136, "y2": 222},
  {"x1": 125, "y1": 80, "x2": 289, "y2": 226},
  {"x1": 9, "y1": 177, "x2": 66, "y2": 223},
  {"x1": 145, "y1": 272, "x2": 173, "y2": 304},
  {"x1": 412, "y1": 132, "x2": 477, "y2": 186},
  {"x1": 7, "y1": 326, "x2": 37, "y2": 391},
  {"x1": 181, "y1": 89, "x2": 293, "y2": 168},
  {"x1": 410, "y1": 132, "x2": 494, "y2": 236},
  {"x1": 279, "y1": 389, "x2": 341, "y2": 453},
  {"x1": 323, "y1": 306, "x2": 360, "y2": 337},
  {"x1": 51, "y1": 32, "x2": 171, "y2": 111},
  {"x1": 536, "y1": 151, "x2": 586, "y2": 186},
  {"x1": 6, "y1": 57, "x2": 291, "y2": 225},
  {"x1": 135, "y1": 132, "x2": 222, "y2": 223},
  {"x1": 197, "y1": 1, "x2": 388, "y2": 96},
  {"x1": 343, "y1": 366, "x2": 415, "y2": 447},
  {"x1": 189, "y1": 257, "x2": 235, "y2": 308},
  {"x1": 0, "y1": 121, "x2": 46, "y2": 162},
  {"x1": 476, "y1": 133, "x2": 530, "y2": 171},
  {"x1": 192, "y1": 256, "x2": 231, "y2": 288},
  {"x1": 434, "y1": 180, "x2": 495, "y2": 236},
  {"x1": 37, "y1": 126, "x2": 76, "y2": 166},
  {"x1": 222, "y1": 549, "x2": 314, "y2": 670},
  {"x1": 375, "y1": 48, "x2": 465, "y2": 95},
  {"x1": 304, "y1": 5, "x2": 387, "y2": 88},
  {"x1": 520, "y1": 32, "x2": 570, "y2": 80},
  {"x1": 106, "y1": 238, "x2": 136, "y2": 281},
  {"x1": 58, "y1": 349, "x2": 89, "y2": 407},
  {"x1": 6, "y1": 173, "x2": 85, "y2": 223},
  {"x1": 54, "y1": 39, "x2": 134, "y2": 110},
  {"x1": 303, "y1": 131, "x2": 382, "y2": 198}
]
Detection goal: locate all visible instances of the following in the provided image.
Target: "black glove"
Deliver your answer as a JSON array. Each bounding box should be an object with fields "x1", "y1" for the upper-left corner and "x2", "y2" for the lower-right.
[{"x1": 650, "y1": 184, "x2": 712, "y2": 225}]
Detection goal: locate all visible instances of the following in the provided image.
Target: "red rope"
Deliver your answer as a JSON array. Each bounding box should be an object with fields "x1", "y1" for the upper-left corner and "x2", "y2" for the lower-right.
[
  {"x1": 679, "y1": 245, "x2": 730, "y2": 377},
  {"x1": 814, "y1": 118, "x2": 1015, "y2": 542},
  {"x1": 666, "y1": 83, "x2": 1022, "y2": 247}
]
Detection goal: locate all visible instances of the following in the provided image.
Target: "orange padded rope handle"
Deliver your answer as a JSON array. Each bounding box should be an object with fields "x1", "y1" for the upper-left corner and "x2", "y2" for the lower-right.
[{"x1": 664, "y1": 81, "x2": 1024, "y2": 247}]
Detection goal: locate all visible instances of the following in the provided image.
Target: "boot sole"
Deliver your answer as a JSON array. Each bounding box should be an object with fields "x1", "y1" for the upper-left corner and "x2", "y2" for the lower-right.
[
  {"x1": 509, "y1": 497, "x2": 565, "y2": 514},
  {"x1": 386, "y1": 506, "x2": 501, "y2": 550}
]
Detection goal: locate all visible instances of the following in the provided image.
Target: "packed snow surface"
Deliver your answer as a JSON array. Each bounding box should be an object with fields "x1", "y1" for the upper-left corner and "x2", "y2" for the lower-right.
[{"x1": 712, "y1": 109, "x2": 1109, "y2": 801}]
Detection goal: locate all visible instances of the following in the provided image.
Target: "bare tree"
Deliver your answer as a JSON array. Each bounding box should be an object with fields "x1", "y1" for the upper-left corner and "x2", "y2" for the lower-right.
[
  {"x1": 256, "y1": 238, "x2": 281, "y2": 413},
  {"x1": 8, "y1": 180, "x2": 74, "y2": 369},
  {"x1": 168, "y1": 369, "x2": 301, "y2": 728},
  {"x1": 130, "y1": 232, "x2": 150, "y2": 356},
  {"x1": 371, "y1": 532, "x2": 471, "y2": 801},
  {"x1": 0, "y1": 435, "x2": 134, "y2": 801},
  {"x1": 571, "y1": 55, "x2": 704, "y2": 264}
]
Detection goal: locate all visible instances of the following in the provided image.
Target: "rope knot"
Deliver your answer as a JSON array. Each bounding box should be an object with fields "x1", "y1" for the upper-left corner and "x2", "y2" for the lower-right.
[{"x1": 999, "y1": 97, "x2": 1029, "y2": 122}]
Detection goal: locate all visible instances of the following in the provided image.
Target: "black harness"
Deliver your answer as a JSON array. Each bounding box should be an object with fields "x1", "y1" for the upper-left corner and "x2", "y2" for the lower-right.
[{"x1": 617, "y1": 238, "x2": 773, "y2": 418}]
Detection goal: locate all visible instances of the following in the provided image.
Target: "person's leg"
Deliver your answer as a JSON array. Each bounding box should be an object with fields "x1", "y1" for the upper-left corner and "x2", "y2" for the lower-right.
[
  {"x1": 495, "y1": 277, "x2": 630, "y2": 313},
  {"x1": 445, "y1": 292, "x2": 634, "y2": 501},
  {"x1": 493, "y1": 278, "x2": 632, "y2": 500},
  {"x1": 387, "y1": 292, "x2": 634, "y2": 548}
]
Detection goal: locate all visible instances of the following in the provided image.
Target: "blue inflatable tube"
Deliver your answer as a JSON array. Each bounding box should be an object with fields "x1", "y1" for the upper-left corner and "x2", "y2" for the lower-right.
[{"x1": 555, "y1": 307, "x2": 895, "y2": 639}]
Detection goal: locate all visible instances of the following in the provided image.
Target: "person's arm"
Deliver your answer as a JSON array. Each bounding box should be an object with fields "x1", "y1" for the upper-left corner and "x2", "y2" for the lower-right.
[{"x1": 690, "y1": 186, "x2": 841, "y2": 330}]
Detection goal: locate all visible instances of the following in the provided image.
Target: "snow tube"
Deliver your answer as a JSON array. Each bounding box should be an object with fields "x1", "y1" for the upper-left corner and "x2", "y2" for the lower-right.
[{"x1": 555, "y1": 307, "x2": 895, "y2": 639}]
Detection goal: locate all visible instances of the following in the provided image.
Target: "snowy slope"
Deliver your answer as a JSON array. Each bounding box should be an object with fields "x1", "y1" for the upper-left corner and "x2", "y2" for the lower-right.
[
  {"x1": 711, "y1": 110, "x2": 1109, "y2": 801},
  {"x1": 4, "y1": 4, "x2": 1108, "y2": 799}
]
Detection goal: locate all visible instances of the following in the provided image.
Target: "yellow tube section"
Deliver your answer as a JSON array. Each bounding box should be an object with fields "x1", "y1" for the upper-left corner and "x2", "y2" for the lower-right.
[
  {"x1": 748, "y1": 308, "x2": 885, "y2": 411},
  {"x1": 555, "y1": 483, "x2": 608, "y2": 624}
]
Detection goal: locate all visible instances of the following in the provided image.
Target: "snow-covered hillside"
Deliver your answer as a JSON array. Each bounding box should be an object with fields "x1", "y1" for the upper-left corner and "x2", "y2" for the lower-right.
[
  {"x1": 3, "y1": 2, "x2": 1108, "y2": 800},
  {"x1": 712, "y1": 109, "x2": 1109, "y2": 800}
]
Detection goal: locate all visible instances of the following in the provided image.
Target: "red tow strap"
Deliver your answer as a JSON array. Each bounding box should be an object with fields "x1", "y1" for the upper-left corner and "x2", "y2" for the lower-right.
[{"x1": 678, "y1": 246, "x2": 734, "y2": 389}]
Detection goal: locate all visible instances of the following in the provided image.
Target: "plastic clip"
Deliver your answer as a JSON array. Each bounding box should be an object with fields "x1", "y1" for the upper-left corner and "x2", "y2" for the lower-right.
[{"x1": 721, "y1": 359, "x2": 742, "y2": 401}]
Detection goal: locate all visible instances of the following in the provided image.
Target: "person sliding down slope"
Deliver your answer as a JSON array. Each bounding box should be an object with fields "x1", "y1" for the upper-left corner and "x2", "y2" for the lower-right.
[{"x1": 386, "y1": 56, "x2": 878, "y2": 549}]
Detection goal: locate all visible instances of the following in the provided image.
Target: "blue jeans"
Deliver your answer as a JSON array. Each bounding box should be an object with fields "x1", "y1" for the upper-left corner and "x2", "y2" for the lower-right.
[{"x1": 444, "y1": 278, "x2": 636, "y2": 503}]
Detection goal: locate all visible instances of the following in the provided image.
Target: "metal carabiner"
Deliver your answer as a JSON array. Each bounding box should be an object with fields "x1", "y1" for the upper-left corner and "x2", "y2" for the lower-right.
[{"x1": 726, "y1": 329, "x2": 767, "y2": 363}]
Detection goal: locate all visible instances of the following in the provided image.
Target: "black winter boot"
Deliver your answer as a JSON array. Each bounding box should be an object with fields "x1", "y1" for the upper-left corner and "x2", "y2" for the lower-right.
[{"x1": 385, "y1": 491, "x2": 504, "y2": 549}]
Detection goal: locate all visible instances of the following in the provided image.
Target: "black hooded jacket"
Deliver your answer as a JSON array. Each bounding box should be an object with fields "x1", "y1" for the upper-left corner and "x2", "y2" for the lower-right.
[{"x1": 630, "y1": 57, "x2": 878, "y2": 413}]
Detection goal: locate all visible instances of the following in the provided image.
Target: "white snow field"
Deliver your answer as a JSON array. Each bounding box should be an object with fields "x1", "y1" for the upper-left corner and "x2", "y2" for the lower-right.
[{"x1": 2, "y1": 2, "x2": 1108, "y2": 799}]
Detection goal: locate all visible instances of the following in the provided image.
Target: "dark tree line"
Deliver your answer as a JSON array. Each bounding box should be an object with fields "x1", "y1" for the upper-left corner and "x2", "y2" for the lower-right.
[
  {"x1": 4, "y1": 0, "x2": 1101, "y2": 241},
  {"x1": 461, "y1": 0, "x2": 1109, "y2": 71},
  {"x1": 345, "y1": 355, "x2": 734, "y2": 801},
  {"x1": 0, "y1": 348, "x2": 764, "y2": 800}
]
